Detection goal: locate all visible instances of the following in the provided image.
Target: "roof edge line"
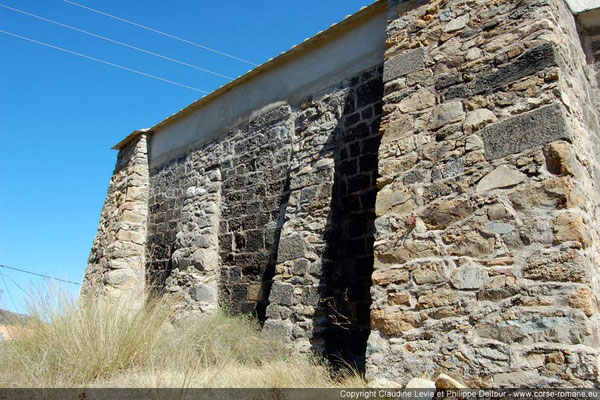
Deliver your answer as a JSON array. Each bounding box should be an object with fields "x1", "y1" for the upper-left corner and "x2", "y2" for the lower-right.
[{"x1": 112, "y1": 0, "x2": 385, "y2": 150}]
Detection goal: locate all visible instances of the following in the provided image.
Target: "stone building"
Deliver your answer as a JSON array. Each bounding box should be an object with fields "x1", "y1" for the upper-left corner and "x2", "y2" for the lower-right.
[{"x1": 84, "y1": 0, "x2": 600, "y2": 387}]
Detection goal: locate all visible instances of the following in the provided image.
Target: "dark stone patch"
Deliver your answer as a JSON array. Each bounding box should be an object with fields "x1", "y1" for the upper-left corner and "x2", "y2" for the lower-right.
[
  {"x1": 403, "y1": 169, "x2": 427, "y2": 185},
  {"x1": 481, "y1": 103, "x2": 570, "y2": 160},
  {"x1": 277, "y1": 234, "x2": 308, "y2": 262},
  {"x1": 357, "y1": 79, "x2": 384, "y2": 109},
  {"x1": 344, "y1": 123, "x2": 371, "y2": 142},
  {"x1": 435, "y1": 72, "x2": 463, "y2": 90},
  {"x1": 444, "y1": 43, "x2": 558, "y2": 100},
  {"x1": 245, "y1": 230, "x2": 264, "y2": 252},
  {"x1": 270, "y1": 282, "x2": 293, "y2": 306},
  {"x1": 473, "y1": 42, "x2": 557, "y2": 94}
]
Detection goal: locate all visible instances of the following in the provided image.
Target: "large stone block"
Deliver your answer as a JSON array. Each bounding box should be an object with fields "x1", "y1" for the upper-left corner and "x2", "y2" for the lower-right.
[
  {"x1": 473, "y1": 43, "x2": 558, "y2": 95},
  {"x1": 481, "y1": 103, "x2": 570, "y2": 160},
  {"x1": 277, "y1": 233, "x2": 308, "y2": 262},
  {"x1": 371, "y1": 310, "x2": 418, "y2": 335},
  {"x1": 476, "y1": 165, "x2": 526, "y2": 193},
  {"x1": 269, "y1": 282, "x2": 294, "y2": 306},
  {"x1": 553, "y1": 212, "x2": 591, "y2": 248},
  {"x1": 372, "y1": 268, "x2": 409, "y2": 285},
  {"x1": 190, "y1": 284, "x2": 216, "y2": 304},
  {"x1": 523, "y1": 250, "x2": 588, "y2": 283},
  {"x1": 383, "y1": 47, "x2": 427, "y2": 83},
  {"x1": 422, "y1": 199, "x2": 473, "y2": 230}
]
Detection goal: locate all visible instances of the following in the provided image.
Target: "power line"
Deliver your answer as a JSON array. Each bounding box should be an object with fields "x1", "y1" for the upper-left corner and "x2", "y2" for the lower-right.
[
  {"x1": 0, "y1": 271, "x2": 18, "y2": 311},
  {"x1": 0, "y1": 29, "x2": 209, "y2": 93},
  {"x1": 0, "y1": 271, "x2": 28, "y2": 297},
  {"x1": 63, "y1": 0, "x2": 259, "y2": 67},
  {"x1": 0, "y1": 264, "x2": 81, "y2": 286},
  {"x1": 0, "y1": 3, "x2": 233, "y2": 80}
]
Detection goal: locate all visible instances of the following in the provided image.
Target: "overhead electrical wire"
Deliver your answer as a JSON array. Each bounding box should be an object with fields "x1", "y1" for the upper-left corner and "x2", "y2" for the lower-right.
[
  {"x1": 63, "y1": 0, "x2": 259, "y2": 67},
  {"x1": 0, "y1": 3, "x2": 233, "y2": 80},
  {"x1": 0, "y1": 272, "x2": 18, "y2": 311},
  {"x1": 0, "y1": 271, "x2": 29, "y2": 297},
  {"x1": 0, "y1": 29, "x2": 209, "y2": 93},
  {"x1": 0, "y1": 263, "x2": 82, "y2": 286}
]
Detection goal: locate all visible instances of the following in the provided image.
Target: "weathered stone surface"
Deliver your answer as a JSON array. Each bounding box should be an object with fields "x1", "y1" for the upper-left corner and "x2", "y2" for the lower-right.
[
  {"x1": 430, "y1": 101, "x2": 465, "y2": 129},
  {"x1": 191, "y1": 248, "x2": 218, "y2": 271},
  {"x1": 371, "y1": 310, "x2": 419, "y2": 335},
  {"x1": 451, "y1": 265, "x2": 488, "y2": 290},
  {"x1": 465, "y1": 134, "x2": 484, "y2": 151},
  {"x1": 190, "y1": 284, "x2": 215, "y2": 303},
  {"x1": 270, "y1": 282, "x2": 294, "y2": 306},
  {"x1": 473, "y1": 43, "x2": 558, "y2": 95},
  {"x1": 382, "y1": 115, "x2": 413, "y2": 143},
  {"x1": 383, "y1": 47, "x2": 427, "y2": 82},
  {"x1": 484, "y1": 222, "x2": 515, "y2": 235},
  {"x1": 388, "y1": 291, "x2": 412, "y2": 306},
  {"x1": 263, "y1": 320, "x2": 292, "y2": 338},
  {"x1": 509, "y1": 177, "x2": 583, "y2": 211},
  {"x1": 523, "y1": 250, "x2": 588, "y2": 282},
  {"x1": 369, "y1": 0, "x2": 600, "y2": 389},
  {"x1": 417, "y1": 289, "x2": 457, "y2": 308},
  {"x1": 553, "y1": 212, "x2": 591, "y2": 248},
  {"x1": 405, "y1": 378, "x2": 436, "y2": 389},
  {"x1": 83, "y1": 133, "x2": 149, "y2": 302},
  {"x1": 435, "y1": 373, "x2": 466, "y2": 389},
  {"x1": 372, "y1": 269, "x2": 409, "y2": 285},
  {"x1": 544, "y1": 141, "x2": 575, "y2": 176},
  {"x1": 432, "y1": 158, "x2": 465, "y2": 181},
  {"x1": 476, "y1": 166, "x2": 525, "y2": 193},
  {"x1": 399, "y1": 88, "x2": 436, "y2": 113},
  {"x1": 368, "y1": 378, "x2": 403, "y2": 388},
  {"x1": 487, "y1": 203, "x2": 510, "y2": 220},
  {"x1": 464, "y1": 109, "x2": 497, "y2": 133},
  {"x1": 569, "y1": 286, "x2": 593, "y2": 316},
  {"x1": 376, "y1": 238, "x2": 440, "y2": 264},
  {"x1": 422, "y1": 199, "x2": 473, "y2": 230},
  {"x1": 444, "y1": 14, "x2": 470, "y2": 32},
  {"x1": 481, "y1": 103, "x2": 570, "y2": 160},
  {"x1": 413, "y1": 262, "x2": 446, "y2": 285},
  {"x1": 277, "y1": 234, "x2": 308, "y2": 262},
  {"x1": 103, "y1": 269, "x2": 137, "y2": 286},
  {"x1": 493, "y1": 371, "x2": 543, "y2": 387},
  {"x1": 448, "y1": 231, "x2": 494, "y2": 257},
  {"x1": 376, "y1": 184, "x2": 414, "y2": 216}
]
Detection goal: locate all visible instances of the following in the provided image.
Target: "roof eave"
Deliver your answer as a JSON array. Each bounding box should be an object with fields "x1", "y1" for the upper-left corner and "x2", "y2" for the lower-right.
[{"x1": 112, "y1": 0, "x2": 385, "y2": 150}]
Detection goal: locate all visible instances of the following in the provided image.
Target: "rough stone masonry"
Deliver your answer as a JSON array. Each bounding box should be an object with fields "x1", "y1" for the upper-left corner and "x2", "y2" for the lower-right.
[{"x1": 83, "y1": 0, "x2": 600, "y2": 387}]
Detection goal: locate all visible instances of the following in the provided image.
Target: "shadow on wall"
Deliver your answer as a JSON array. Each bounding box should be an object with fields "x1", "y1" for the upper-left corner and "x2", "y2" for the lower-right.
[
  {"x1": 257, "y1": 168, "x2": 292, "y2": 322},
  {"x1": 315, "y1": 67, "x2": 384, "y2": 373},
  {"x1": 143, "y1": 65, "x2": 383, "y2": 373}
]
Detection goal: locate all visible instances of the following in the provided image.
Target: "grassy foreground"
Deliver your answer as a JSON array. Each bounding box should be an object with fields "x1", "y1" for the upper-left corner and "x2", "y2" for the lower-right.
[{"x1": 0, "y1": 293, "x2": 365, "y2": 388}]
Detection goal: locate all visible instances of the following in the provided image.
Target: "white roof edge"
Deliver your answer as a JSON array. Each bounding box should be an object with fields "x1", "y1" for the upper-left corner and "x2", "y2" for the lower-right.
[
  {"x1": 113, "y1": 0, "x2": 386, "y2": 150},
  {"x1": 565, "y1": 0, "x2": 600, "y2": 15}
]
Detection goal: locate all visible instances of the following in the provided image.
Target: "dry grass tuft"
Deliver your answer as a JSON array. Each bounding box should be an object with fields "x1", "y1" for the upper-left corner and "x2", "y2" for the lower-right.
[{"x1": 0, "y1": 289, "x2": 365, "y2": 388}]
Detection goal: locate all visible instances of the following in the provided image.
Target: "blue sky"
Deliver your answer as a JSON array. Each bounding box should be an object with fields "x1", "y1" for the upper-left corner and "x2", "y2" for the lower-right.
[{"x1": 0, "y1": 0, "x2": 374, "y2": 313}]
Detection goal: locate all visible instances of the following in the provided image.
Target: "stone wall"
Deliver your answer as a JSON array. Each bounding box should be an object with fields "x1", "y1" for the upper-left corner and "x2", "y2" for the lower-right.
[
  {"x1": 263, "y1": 67, "x2": 383, "y2": 369},
  {"x1": 83, "y1": 0, "x2": 600, "y2": 387},
  {"x1": 146, "y1": 138, "x2": 223, "y2": 316},
  {"x1": 367, "y1": 0, "x2": 600, "y2": 388},
  {"x1": 144, "y1": 65, "x2": 383, "y2": 350},
  {"x1": 83, "y1": 133, "x2": 149, "y2": 301},
  {"x1": 218, "y1": 107, "x2": 294, "y2": 317}
]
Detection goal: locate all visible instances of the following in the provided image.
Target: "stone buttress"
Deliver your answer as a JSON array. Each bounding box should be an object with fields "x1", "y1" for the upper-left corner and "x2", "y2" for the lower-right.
[
  {"x1": 83, "y1": 132, "x2": 149, "y2": 301},
  {"x1": 367, "y1": 0, "x2": 600, "y2": 387}
]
